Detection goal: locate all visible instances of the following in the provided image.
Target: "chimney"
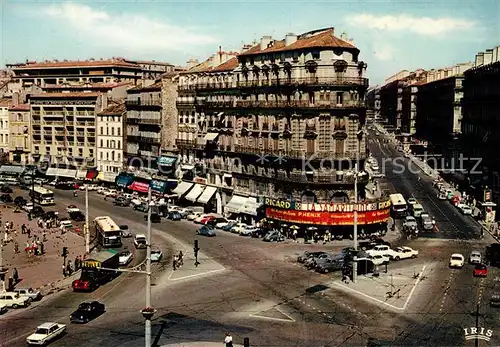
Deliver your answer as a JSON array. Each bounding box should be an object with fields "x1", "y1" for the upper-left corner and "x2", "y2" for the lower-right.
[
  {"x1": 285, "y1": 33, "x2": 298, "y2": 46},
  {"x1": 218, "y1": 46, "x2": 223, "y2": 65},
  {"x1": 340, "y1": 31, "x2": 348, "y2": 41},
  {"x1": 260, "y1": 36, "x2": 272, "y2": 51}
]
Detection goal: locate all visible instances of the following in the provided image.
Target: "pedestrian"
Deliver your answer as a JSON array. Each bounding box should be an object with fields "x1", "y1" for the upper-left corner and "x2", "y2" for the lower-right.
[
  {"x1": 293, "y1": 229, "x2": 298, "y2": 242},
  {"x1": 224, "y1": 333, "x2": 233, "y2": 347},
  {"x1": 14, "y1": 241, "x2": 19, "y2": 253},
  {"x1": 74, "y1": 257, "x2": 78, "y2": 271},
  {"x1": 27, "y1": 228, "x2": 31, "y2": 238},
  {"x1": 178, "y1": 251, "x2": 183, "y2": 267},
  {"x1": 40, "y1": 242, "x2": 44, "y2": 255},
  {"x1": 21, "y1": 223, "x2": 26, "y2": 234},
  {"x1": 323, "y1": 233, "x2": 328, "y2": 245},
  {"x1": 62, "y1": 265, "x2": 67, "y2": 277},
  {"x1": 13, "y1": 268, "x2": 19, "y2": 283},
  {"x1": 173, "y1": 255, "x2": 178, "y2": 271},
  {"x1": 66, "y1": 263, "x2": 73, "y2": 276}
]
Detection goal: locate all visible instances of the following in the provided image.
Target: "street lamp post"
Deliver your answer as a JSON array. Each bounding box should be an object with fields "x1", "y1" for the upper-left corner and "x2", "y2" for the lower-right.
[
  {"x1": 28, "y1": 175, "x2": 35, "y2": 221},
  {"x1": 0, "y1": 228, "x2": 6, "y2": 292},
  {"x1": 352, "y1": 162, "x2": 358, "y2": 283},
  {"x1": 84, "y1": 185, "x2": 90, "y2": 254},
  {"x1": 144, "y1": 187, "x2": 153, "y2": 347}
]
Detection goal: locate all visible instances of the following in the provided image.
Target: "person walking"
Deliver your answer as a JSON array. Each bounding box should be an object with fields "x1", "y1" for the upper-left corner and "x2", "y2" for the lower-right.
[
  {"x1": 224, "y1": 333, "x2": 233, "y2": 347},
  {"x1": 173, "y1": 255, "x2": 178, "y2": 271},
  {"x1": 66, "y1": 263, "x2": 73, "y2": 276},
  {"x1": 178, "y1": 251, "x2": 183, "y2": 267},
  {"x1": 13, "y1": 268, "x2": 19, "y2": 283}
]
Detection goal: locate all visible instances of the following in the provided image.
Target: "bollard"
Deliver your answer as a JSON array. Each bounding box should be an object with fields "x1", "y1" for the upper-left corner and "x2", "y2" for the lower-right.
[{"x1": 244, "y1": 337, "x2": 250, "y2": 347}]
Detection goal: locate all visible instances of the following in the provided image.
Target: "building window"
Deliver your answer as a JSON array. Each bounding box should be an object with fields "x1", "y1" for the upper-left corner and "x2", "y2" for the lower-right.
[
  {"x1": 111, "y1": 128, "x2": 115, "y2": 136},
  {"x1": 106, "y1": 152, "x2": 109, "y2": 160},
  {"x1": 106, "y1": 127, "x2": 109, "y2": 135},
  {"x1": 312, "y1": 52, "x2": 320, "y2": 60},
  {"x1": 111, "y1": 151, "x2": 115, "y2": 161},
  {"x1": 100, "y1": 152, "x2": 103, "y2": 160},
  {"x1": 117, "y1": 140, "x2": 121, "y2": 148},
  {"x1": 100, "y1": 139, "x2": 103, "y2": 147},
  {"x1": 117, "y1": 153, "x2": 121, "y2": 161},
  {"x1": 306, "y1": 139, "x2": 315, "y2": 153},
  {"x1": 100, "y1": 127, "x2": 103, "y2": 135},
  {"x1": 336, "y1": 92, "x2": 343, "y2": 105},
  {"x1": 117, "y1": 128, "x2": 121, "y2": 136}
]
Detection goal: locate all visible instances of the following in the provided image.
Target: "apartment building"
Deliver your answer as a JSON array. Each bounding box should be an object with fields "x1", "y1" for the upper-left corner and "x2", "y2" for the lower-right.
[
  {"x1": 173, "y1": 29, "x2": 392, "y2": 230},
  {"x1": 8, "y1": 104, "x2": 31, "y2": 164},
  {"x1": 0, "y1": 99, "x2": 10, "y2": 153},
  {"x1": 96, "y1": 101, "x2": 126, "y2": 180}
]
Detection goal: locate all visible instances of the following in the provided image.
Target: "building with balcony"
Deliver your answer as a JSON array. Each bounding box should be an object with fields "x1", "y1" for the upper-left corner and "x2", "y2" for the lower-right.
[
  {"x1": 8, "y1": 104, "x2": 31, "y2": 164},
  {"x1": 8, "y1": 58, "x2": 143, "y2": 88},
  {"x1": 124, "y1": 59, "x2": 176, "y2": 80},
  {"x1": 96, "y1": 101, "x2": 126, "y2": 181},
  {"x1": 461, "y1": 45, "x2": 500, "y2": 202},
  {"x1": 173, "y1": 28, "x2": 385, "y2": 229},
  {"x1": 0, "y1": 99, "x2": 10, "y2": 153}
]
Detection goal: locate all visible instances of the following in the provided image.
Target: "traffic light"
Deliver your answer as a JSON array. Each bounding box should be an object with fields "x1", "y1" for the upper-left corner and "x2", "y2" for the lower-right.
[
  {"x1": 62, "y1": 247, "x2": 68, "y2": 258},
  {"x1": 194, "y1": 240, "x2": 199, "y2": 251},
  {"x1": 244, "y1": 337, "x2": 249, "y2": 347}
]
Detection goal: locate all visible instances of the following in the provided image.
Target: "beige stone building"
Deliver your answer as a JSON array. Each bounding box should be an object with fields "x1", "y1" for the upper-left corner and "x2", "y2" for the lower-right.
[{"x1": 8, "y1": 104, "x2": 31, "y2": 164}]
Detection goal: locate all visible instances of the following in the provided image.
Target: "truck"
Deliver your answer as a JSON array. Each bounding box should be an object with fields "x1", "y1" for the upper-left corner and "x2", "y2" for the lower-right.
[
  {"x1": 485, "y1": 243, "x2": 500, "y2": 267},
  {"x1": 26, "y1": 322, "x2": 66, "y2": 346},
  {"x1": 72, "y1": 250, "x2": 119, "y2": 292}
]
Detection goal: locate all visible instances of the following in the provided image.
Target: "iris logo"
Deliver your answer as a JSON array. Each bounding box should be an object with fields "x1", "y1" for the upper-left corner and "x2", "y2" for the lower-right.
[{"x1": 464, "y1": 327, "x2": 493, "y2": 341}]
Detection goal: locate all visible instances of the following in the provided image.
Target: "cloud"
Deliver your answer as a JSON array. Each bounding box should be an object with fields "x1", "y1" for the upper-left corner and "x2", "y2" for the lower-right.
[
  {"x1": 42, "y1": 3, "x2": 217, "y2": 53},
  {"x1": 372, "y1": 44, "x2": 395, "y2": 61},
  {"x1": 347, "y1": 14, "x2": 475, "y2": 36}
]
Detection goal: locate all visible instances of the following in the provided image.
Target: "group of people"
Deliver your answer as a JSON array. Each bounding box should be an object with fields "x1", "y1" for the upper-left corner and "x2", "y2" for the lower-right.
[{"x1": 172, "y1": 251, "x2": 184, "y2": 271}]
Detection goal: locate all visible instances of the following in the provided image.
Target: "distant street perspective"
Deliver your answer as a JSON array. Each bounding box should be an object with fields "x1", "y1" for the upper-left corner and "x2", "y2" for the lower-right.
[{"x1": 1, "y1": 2, "x2": 499, "y2": 347}]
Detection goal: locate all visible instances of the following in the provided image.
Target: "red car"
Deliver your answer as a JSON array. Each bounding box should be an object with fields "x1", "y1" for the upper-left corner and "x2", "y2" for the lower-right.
[
  {"x1": 201, "y1": 215, "x2": 216, "y2": 225},
  {"x1": 473, "y1": 264, "x2": 488, "y2": 277}
]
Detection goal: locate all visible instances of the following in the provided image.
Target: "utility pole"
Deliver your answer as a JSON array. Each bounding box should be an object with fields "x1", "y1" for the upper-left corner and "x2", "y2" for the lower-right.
[
  {"x1": 84, "y1": 184, "x2": 90, "y2": 254},
  {"x1": 145, "y1": 187, "x2": 153, "y2": 347},
  {"x1": 352, "y1": 162, "x2": 358, "y2": 283},
  {"x1": 472, "y1": 303, "x2": 484, "y2": 347},
  {"x1": 0, "y1": 227, "x2": 6, "y2": 293}
]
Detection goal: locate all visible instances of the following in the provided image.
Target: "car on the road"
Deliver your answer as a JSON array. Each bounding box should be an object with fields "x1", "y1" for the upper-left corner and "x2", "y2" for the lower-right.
[
  {"x1": 14, "y1": 196, "x2": 27, "y2": 206},
  {"x1": 263, "y1": 230, "x2": 285, "y2": 242},
  {"x1": 230, "y1": 222, "x2": 249, "y2": 234},
  {"x1": 438, "y1": 192, "x2": 447, "y2": 200},
  {"x1": 393, "y1": 246, "x2": 419, "y2": 259},
  {"x1": 104, "y1": 189, "x2": 118, "y2": 198},
  {"x1": 197, "y1": 225, "x2": 216, "y2": 237},
  {"x1": 134, "y1": 234, "x2": 147, "y2": 249},
  {"x1": 407, "y1": 197, "x2": 417, "y2": 206},
  {"x1": 366, "y1": 245, "x2": 399, "y2": 260},
  {"x1": 66, "y1": 205, "x2": 78, "y2": 212},
  {"x1": 14, "y1": 288, "x2": 42, "y2": 302},
  {"x1": 120, "y1": 225, "x2": 132, "y2": 238},
  {"x1": 193, "y1": 214, "x2": 212, "y2": 224},
  {"x1": 469, "y1": 251, "x2": 482, "y2": 264},
  {"x1": 0, "y1": 303, "x2": 7, "y2": 314},
  {"x1": 403, "y1": 216, "x2": 418, "y2": 229},
  {"x1": 0, "y1": 185, "x2": 13, "y2": 194},
  {"x1": 118, "y1": 250, "x2": 133, "y2": 266},
  {"x1": 473, "y1": 263, "x2": 488, "y2": 277},
  {"x1": 69, "y1": 210, "x2": 85, "y2": 221},
  {"x1": 369, "y1": 254, "x2": 390, "y2": 265},
  {"x1": 60, "y1": 220, "x2": 73, "y2": 232},
  {"x1": 144, "y1": 213, "x2": 161, "y2": 223},
  {"x1": 213, "y1": 218, "x2": 231, "y2": 228},
  {"x1": 167, "y1": 211, "x2": 182, "y2": 220},
  {"x1": 113, "y1": 197, "x2": 131, "y2": 207},
  {"x1": 304, "y1": 253, "x2": 333, "y2": 269},
  {"x1": 239, "y1": 225, "x2": 260, "y2": 236},
  {"x1": 0, "y1": 292, "x2": 30, "y2": 308},
  {"x1": 151, "y1": 250, "x2": 163, "y2": 262},
  {"x1": 26, "y1": 322, "x2": 66, "y2": 346},
  {"x1": 70, "y1": 301, "x2": 105, "y2": 324},
  {"x1": 187, "y1": 212, "x2": 202, "y2": 221},
  {"x1": 458, "y1": 204, "x2": 473, "y2": 215},
  {"x1": 298, "y1": 251, "x2": 327, "y2": 263},
  {"x1": 421, "y1": 213, "x2": 434, "y2": 231},
  {"x1": 412, "y1": 203, "x2": 425, "y2": 218},
  {"x1": 199, "y1": 215, "x2": 217, "y2": 225},
  {"x1": 221, "y1": 222, "x2": 237, "y2": 232},
  {"x1": 490, "y1": 292, "x2": 500, "y2": 307},
  {"x1": 315, "y1": 257, "x2": 345, "y2": 273},
  {"x1": 449, "y1": 253, "x2": 465, "y2": 268},
  {"x1": 24, "y1": 202, "x2": 34, "y2": 212},
  {"x1": 134, "y1": 203, "x2": 149, "y2": 213}
]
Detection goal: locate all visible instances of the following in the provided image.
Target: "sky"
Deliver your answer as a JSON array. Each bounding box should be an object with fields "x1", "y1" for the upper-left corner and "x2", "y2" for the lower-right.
[{"x1": 1, "y1": 0, "x2": 498, "y2": 85}]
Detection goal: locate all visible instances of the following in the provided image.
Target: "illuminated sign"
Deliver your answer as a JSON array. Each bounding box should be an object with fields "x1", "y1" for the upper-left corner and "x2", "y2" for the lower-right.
[
  {"x1": 82, "y1": 260, "x2": 101, "y2": 268},
  {"x1": 265, "y1": 207, "x2": 390, "y2": 226},
  {"x1": 264, "y1": 198, "x2": 296, "y2": 209},
  {"x1": 464, "y1": 327, "x2": 493, "y2": 342}
]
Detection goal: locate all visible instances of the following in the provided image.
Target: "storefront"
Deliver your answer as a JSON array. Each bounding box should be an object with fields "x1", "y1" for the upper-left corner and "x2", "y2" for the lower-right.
[
  {"x1": 185, "y1": 184, "x2": 205, "y2": 202},
  {"x1": 45, "y1": 168, "x2": 77, "y2": 180},
  {"x1": 76, "y1": 170, "x2": 87, "y2": 180},
  {"x1": 0, "y1": 165, "x2": 25, "y2": 182},
  {"x1": 239, "y1": 197, "x2": 263, "y2": 225},
  {"x1": 128, "y1": 181, "x2": 150, "y2": 193},
  {"x1": 115, "y1": 173, "x2": 134, "y2": 188},
  {"x1": 157, "y1": 156, "x2": 178, "y2": 177},
  {"x1": 86, "y1": 169, "x2": 99, "y2": 181},
  {"x1": 150, "y1": 179, "x2": 169, "y2": 195},
  {"x1": 224, "y1": 195, "x2": 249, "y2": 217}
]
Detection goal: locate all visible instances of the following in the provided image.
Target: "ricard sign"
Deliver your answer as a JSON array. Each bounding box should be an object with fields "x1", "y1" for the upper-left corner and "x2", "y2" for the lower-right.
[{"x1": 464, "y1": 327, "x2": 493, "y2": 342}]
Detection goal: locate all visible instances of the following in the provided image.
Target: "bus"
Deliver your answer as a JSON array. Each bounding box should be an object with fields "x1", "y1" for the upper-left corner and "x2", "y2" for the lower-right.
[
  {"x1": 94, "y1": 216, "x2": 122, "y2": 248},
  {"x1": 29, "y1": 186, "x2": 55, "y2": 205},
  {"x1": 389, "y1": 193, "x2": 407, "y2": 218}
]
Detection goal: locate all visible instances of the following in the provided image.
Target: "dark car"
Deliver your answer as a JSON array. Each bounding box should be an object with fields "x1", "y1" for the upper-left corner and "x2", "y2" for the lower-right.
[
  {"x1": 490, "y1": 292, "x2": 500, "y2": 308},
  {"x1": 113, "y1": 197, "x2": 130, "y2": 207},
  {"x1": 120, "y1": 225, "x2": 132, "y2": 238},
  {"x1": 0, "y1": 185, "x2": 13, "y2": 194},
  {"x1": 43, "y1": 211, "x2": 59, "y2": 220},
  {"x1": 316, "y1": 258, "x2": 344, "y2": 273},
  {"x1": 167, "y1": 211, "x2": 182, "y2": 221},
  {"x1": 14, "y1": 196, "x2": 27, "y2": 206},
  {"x1": 69, "y1": 210, "x2": 85, "y2": 221},
  {"x1": 70, "y1": 301, "x2": 105, "y2": 324},
  {"x1": 144, "y1": 213, "x2": 161, "y2": 223},
  {"x1": 222, "y1": 222, "x2": 236, "y2": 232},
  {"x1": 31, "y1": 206, "x2": 44, "y2": 217},
  {"x1": 250, "y1": 228, "x2": 266, "y2": 238},
  {"x1": 134, "y1": 204, "x2": 149, "y2": 212},
  {"x1": 298, "y1": 251, "x2": 327, "y2": 263},
  {"x1": 0, "y1": 194, "x2": 12, "y2": 203},
  {"x1": 197, "y1": 225, "x2": 216, "y2": 237},
  {"x1": 263, "y1": 230, "x2": 285, "y2": 242}
]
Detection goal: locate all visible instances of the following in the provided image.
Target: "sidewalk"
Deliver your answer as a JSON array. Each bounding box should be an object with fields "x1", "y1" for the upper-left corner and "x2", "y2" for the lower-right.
[
  {"x1": 0, "y1": 204, "x2": 86, "y2": 292},
  {"x1": 162, "y1": 343, "x2": 243, "y2": 347},
  {"x1": 330, "y1": 262, "x2": 430, "y2": 312}
]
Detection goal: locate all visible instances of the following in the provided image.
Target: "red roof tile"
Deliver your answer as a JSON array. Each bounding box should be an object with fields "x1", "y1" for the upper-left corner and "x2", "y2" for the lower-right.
[
  {"x1": 14, "y1": 59, "x2": 141, "y2": 70},
  {"x1": 31, "y1": 92, "x2": 101, "y2": 98},
  {"x1": 43, "y1": 81, "x2": 133, "y2": 89},
  {"x1": 8, "y1": 104, "x2": 30, "y2": 111},
  {"x1": 98, "y1": 101, "x2": 126, "y2": 115},
  {"x1": 239, "y1": 28, "x2": 357, "y2": 57},
  {"x1": 128, "y1": 81, "x2": 162, "y2": 92},
  {"x1": 211, "y1": 57, "x2": 239, "y2": 72}
]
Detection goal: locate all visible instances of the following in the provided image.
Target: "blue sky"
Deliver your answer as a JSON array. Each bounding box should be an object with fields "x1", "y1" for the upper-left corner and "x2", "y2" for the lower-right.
[{"x1": 1, "y1": 0, "x2": 497, "y2": 85}]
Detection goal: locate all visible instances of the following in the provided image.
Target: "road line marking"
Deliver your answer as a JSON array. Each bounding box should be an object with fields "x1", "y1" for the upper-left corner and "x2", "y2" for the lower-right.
[
  {"x1": 249, "y1": 314, "x2": 296, "y2": 322},
  {"x1": 168, "y1": 268, "x2": 226, "y2": 281}
]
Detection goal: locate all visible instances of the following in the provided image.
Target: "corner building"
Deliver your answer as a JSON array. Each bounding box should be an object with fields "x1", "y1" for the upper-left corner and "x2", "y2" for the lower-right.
[{"x1": 176, "y1": 28, "x2": 390, "y2": 230}]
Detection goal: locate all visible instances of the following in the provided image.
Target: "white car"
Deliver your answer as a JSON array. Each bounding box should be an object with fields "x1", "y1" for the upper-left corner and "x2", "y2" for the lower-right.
[
  {"x1": 0, "y1": 292, "x2": 30, "y2": 308},
  {"x1": 26, "y1": 322, "x2": 66, "y2": 346},
  {"x1": 97, "y1": 187, "x2": 107, "y2": 194},
  {"x1": 59, "y1": 220, "x2": 73, "y2": 231},
  {"x1": 151, "y1": 250, "x2": 163, "y2": 262},
  {"x1": 24, "y1": 202, "x2": 34, "y2": 212},
  {"x1": 119, "y1": 251, "x2": 133, "y2": 266},
  {"x1": 469, "y1": 251, "x2": 482, "y2": 264},
  {"x1": 216, "y1": 219, "x2": 236, "y2": 229},
  {"x1": 240, "y1": 226, "x2": 259, "y2": 236},
  {"x1": 14, "y1": 288, "x2": 42, "y2": 302},
  {"x1": 104, "y1": 190, "x2": 118, "y2": 198},
  {"x1": 449, "y1": 253, "x2": 465, "y2": 268},
  {"x1": 369, "y1": 254, "x2": 390, "y2": 265},
  {"x1": 187, "y1": 212, "x2": 202, "y2": 221},
  {"x1": 458, "y1": 204, "x2": 473, "y2": 215},
  {"x1": 134, "y1": 234, "x2": 147, "y2": 249},
  {"x1": 230, "y1": 223, "x2": 249, "y2": 234},
  {"x1": 394, "y1": 246, "x2": 419, "y2": 260},
  {"x1": 437, "y1": 192, "x2": 447, "y2": 200},
  {"x1": 366, "y1": 245, "x2": 399, "y2": 259},
  {"x1": 407, "y1": 198, "x2": 417, "y2": 206}
]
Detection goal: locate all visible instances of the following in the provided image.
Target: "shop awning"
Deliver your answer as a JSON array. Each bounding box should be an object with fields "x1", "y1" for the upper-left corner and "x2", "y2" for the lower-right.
[
  {"x1": 76, "y1": 170, "x2": 87, "y2": 179},
  {"x1": 225, "y1": 195, "x2": 249, "y2": 214},
  {"x1": 150, "y1": 179, "x2": 167, "y2": 193},
  {"x1": 172, "y1": 181, "x2": 193, "y2": 196},
  {"x1": 203, "y1": 133, "x2": 219, "y2": 142},
  {"x1": 100, "y1": 172, "x2": 117, "y2": 183},
  {"x1": 181, "y1": 164, "x2": 195, "y2": 171},
  {"x1": 128, "y1": 181, "x2": 150, "y2": 193},
  {"x1": 86, "y1": 170, "x2": 99, "y2": 180},
  {"x1": 116, "y1": 174, "x2": 134, "y2": 188},
  {"x1": 0, "y1": 165, "x2": 24, "y2": 175},
  {"x1": 239, "y1": 197, "x2": 261, "y2": 216},
  {"x1": 197, "y1": 186, "x2": 217, "y2": 204},
  {"x1": 57, "y1": 169, "x2": 77, "y2": 178},
  {"x1": 46, "y1": 168, "x2": 58, "y2": 176},
  {"x1": 185, "y1": 184, "x2": 205, "y2": 202},
  {"x1": 157, "y1": 156, "x2": 177, "y2": 166}
]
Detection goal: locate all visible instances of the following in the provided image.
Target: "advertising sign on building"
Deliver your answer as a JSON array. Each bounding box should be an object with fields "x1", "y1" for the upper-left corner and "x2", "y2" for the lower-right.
[
  {"x1": 264, "y1": 197, "x2": 296, "y2": 210},
  {"x1": 157, "y1": 156, "x2": 177, "y2": 166},
  {"x1": 484, "y1": 188, "x2": 493, "y2": 202}
]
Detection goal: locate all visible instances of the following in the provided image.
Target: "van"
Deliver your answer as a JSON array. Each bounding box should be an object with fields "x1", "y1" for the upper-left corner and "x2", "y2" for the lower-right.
[{"x1": 412, "y1": 204, "x2": 425, "y2": 218}]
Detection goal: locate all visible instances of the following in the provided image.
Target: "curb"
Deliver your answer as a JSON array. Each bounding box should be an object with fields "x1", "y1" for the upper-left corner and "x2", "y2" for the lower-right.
[{"x1": 37, "y1": 269, "x2": 81, "y2": 295}]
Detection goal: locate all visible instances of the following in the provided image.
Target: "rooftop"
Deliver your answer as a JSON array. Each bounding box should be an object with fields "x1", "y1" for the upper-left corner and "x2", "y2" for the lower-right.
[
  {"x1": 128, "y1": 80, "x2": 162, "y2": 92},
  {"x1": 211, "y1": 57, "x2": 239, "y2": 73},
  {"x1": 8, "y1": 104, "x2": 30, "y2": 111},
  {"x1": 239, "y1": 28, "x2": 357, "y2": 57},
  {"x1": 98, "y1": 100, "x2": 126, "y2": 116},
  {"x1": 0, "y1": 98, "x2": 11, "y2": 107},
  {"x1": 30, "y1": 92, "x2": 101, "y2": 98},
  {"x1": 12, "y1": 58, "x2": 141, "y2": 70},
  {"x1": 43, "y1": 81, "x2": 133, "y2": 90}
]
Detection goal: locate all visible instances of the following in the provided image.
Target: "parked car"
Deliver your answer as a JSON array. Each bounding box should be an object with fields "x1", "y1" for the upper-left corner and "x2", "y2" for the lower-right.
[
  {"x1": 412, "y1": 204, "x2": 425, "y2": 218},
  {"x1": 263, "y1": 230, "x2": 285, "y2": 242},
  {"x1": 230, "y1": 223, "x2": 249, "y2": 234},
  {"x1": 120, "y1": 225, "x2": 132, "y2": 238},
  {"x1": 421, "y1": 213, "x2": 434, "y2": 231},
  {"x1": 134, "y1": 234, "x2": 147, "y2": 249},
  {"x1": 366, "y1": 245, "x2": 399, "y2": 259},
  {"x1": 197, "y1": 225, "x2": 216, "y2": 237},
  {"x1": 113, "y1": 197, "x2": 131, "y2": 207},
  {"x1": 213, "y1": 218, "x2": 231, "y2": 228},
  {"x1": 407, "y1": 197, "x2": 417, "y2": 206},
  {"x1": 473, "y1": 263, "x2": 488, "y2": 277},
  {"x1": 14, "y1": 196, "x2": 27, "y2": 206},
  {"x1": 26, "y1": 322, "x2": 66, "y2": 345},
  {"x1": 393, "y1": 246, "x2": 419, "y2": 260},
  {"x1": 316, "y1": 257, "x2": 344, "y2": 273},
  {"x1": 0, "y1": 292, "x2": 30, "y2": 308},
  {"x1": 69, "y1": 210, "x2": 85, "y2": 222},
  {"x1": 240, "y1": 226, "x2": 259, "y2": 236},
  {"x1": 144, "y1": 213, "x2": 161, "y2": 223},
  {"x1": 0, "y1": 303, "x2": 6, "y2": 314},
  {"x1": 151, "y1": 250, "x2": 163, "y2": 262},
  {"x1": 0, "y1": 194, "x2": 12, "y2": 203},
  {"x1": 194, "y1": 214, "x2": 213, "y2": 224},
  {"x1": 221, "y1": 222, "x2": 237, "y2": 232},
  {"x1": 469, "y1": 251, "x2": 482, "y2": 264},
  {"x1": 167, "y1": 211, "x2": 182, "y2": 221},
  {"x1": 134, "y1": 204, "x2": 149, "y2": 213},
  {"x1": 458, "y1": 204, "x2": 473, "y2": 215},
  {"x1": 0, "y1": 185, "x2": 13, "y2": 194},
  {"x1": 70, "y1": 301, "x2": 105, "y2": 323},
  {"x1": 306, "y1": 253, "x2": 336, "y2": 269},
  {"x1": 298, "y1": 251, "x2": 326, "y2": 263},
  {"x1": 187, "y1": 212, "x2": 202, "y2": 221},
  {"x1": 118, "y1": 251, "x2": 133, "y2": 266},
  {"x1": 14, "y1": 288, "x2": 42, "y2": 302},
  {"x1": 369, "y1": 254, "x2": 390, "y2": 265},
  {"x1": 449, "y1": 253, "x2": 465, "y2": 268}
]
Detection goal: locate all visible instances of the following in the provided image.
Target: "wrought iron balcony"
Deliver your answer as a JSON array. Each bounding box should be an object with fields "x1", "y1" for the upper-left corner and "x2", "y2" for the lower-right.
[
  {"x1": 175, "y1": 139, "x2": 205, "y2": 150},
  {"x1": 202, "y1": 100, "x2": 236, "y2": 108},
  {"x1": 230, "y1": 145, "x2": 365, "y2": 159},
  {"x1": 137, "y1": 118, "x2": 161, "y2": 125},
  {"x1": 235, "y1": 100, "x2": 364, "y2": 109},
  {"x1": 140, "y1": 136, "x2": 161, "y2": 144},
  {"x1": 236, "y1": 76, "x2": 369, "y2": 88}
]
